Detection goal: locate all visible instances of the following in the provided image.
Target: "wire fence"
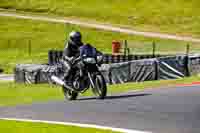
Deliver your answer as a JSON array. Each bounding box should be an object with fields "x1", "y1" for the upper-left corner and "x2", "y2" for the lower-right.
[
  {"x1": 1, "y1": 38, "x2": 200, "y2": 57},
  {"x1": 0, "y1": 39, "x2": 62, "y2": 56},
  {"x1": 116, "y1": 40, "x2": 196, "y2": 56}
]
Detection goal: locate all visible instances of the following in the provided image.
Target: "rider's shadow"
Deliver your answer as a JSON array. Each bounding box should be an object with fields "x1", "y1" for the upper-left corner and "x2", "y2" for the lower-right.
[{"x1": 78, "y1": 93, "x2": 151, "y2": 101}]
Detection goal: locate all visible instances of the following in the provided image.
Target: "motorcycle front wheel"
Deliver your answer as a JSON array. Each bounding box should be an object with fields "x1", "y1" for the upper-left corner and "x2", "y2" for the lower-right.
[
  {"x1": 62, "y1": 86, "x2": 78, "y2": 100},
  {"x1": 93, "y1": 73, "x2": 107, "y2": 99}
]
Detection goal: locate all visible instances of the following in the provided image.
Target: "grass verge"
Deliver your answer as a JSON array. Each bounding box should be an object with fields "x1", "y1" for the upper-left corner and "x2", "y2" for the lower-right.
[
  {"x1": 0, "y1": 76, "x2": 200, "y2": 107},
  {"x1": 0, "y1": 119, "x2": 118, "y2": 133},
  {"x1": 0, "y1": 16, "x2": 199, "y2": 73},
  {"x1": 0, "y1": 0, "x2": 200, "y2": 37}
]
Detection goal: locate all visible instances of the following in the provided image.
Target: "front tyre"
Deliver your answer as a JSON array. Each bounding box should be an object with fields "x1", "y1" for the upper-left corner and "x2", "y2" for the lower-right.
[
  {"x1": 62, "y1": 86, "x2": 78, "y2": 100},
  {"x1": 93, "y1": 74, "x2": 107, "y2": 99}
]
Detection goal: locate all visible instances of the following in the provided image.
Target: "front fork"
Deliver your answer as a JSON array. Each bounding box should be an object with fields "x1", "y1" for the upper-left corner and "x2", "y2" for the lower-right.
[
  {"x1": 88, "y1": 72, "x2": 95, "y2": 89},
  {"x1": 88, "y1": 72, "x2": 101, "y2": 96}
]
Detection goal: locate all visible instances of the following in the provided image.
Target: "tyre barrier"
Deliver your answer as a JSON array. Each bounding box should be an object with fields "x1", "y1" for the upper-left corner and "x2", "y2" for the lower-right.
[
  {"x1": 0, "y1": 68, "x2": 3, "y2": 73},
  {"x1": 157, "y1": 56, "x2": 189, "y2": 79},
  {"x1": 15, "y1": 59, "x2": 157, "y2": 84},
  {"x1": 15, "y1": 64, "x2": 63, "y2": 84},
  {"x1": 188, "y1": 55, "x2": 200, "y2": 76},
  {"x1": 14, "y1": 54, "x2": 200, "y2": 84},
  {"x1": 100, "y1": 59, "x2": 157, "y2": 84},
  {"x1": 48, "y1": 50, "x2": 63, "y2": 65}
]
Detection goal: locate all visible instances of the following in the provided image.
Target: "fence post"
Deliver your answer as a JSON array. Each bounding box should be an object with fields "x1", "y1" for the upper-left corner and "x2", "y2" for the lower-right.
[
  {"x1": 155, "y1": 60, "x2": 159, "y2": 80},
  {"x1": 185, "y1": 43, "x2": 190, "y2": 77},
  {"x1": 108, "y1": 71, "x2": 112, "y2": 85},
  {"x1": 124, "y1": 40, "x2": 128, "y2": 56},
  {"x1": 7, "y1": 40, "x2": 11, "y2": 49},
  {"x1": 127, "y1": 48, "x2": 130, "y2": 56},
  {"x1": 28, "y1": 40, "x2": 31, "y2": 56},
  {"x1": 152, "y1": 41, "x2": 156, "y2": 58},
  {"x1": 186, "y1": 43, "x2": 190, "y2": 55}
]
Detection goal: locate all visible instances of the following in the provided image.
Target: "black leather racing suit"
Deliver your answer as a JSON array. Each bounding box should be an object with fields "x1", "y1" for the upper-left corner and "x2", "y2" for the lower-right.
[
  {"x1": 62, "y1": 40, "x2": 83, "y2": 81},
  {"x1": 63, "y1": 40, "x2": 83, "y2": 58}
]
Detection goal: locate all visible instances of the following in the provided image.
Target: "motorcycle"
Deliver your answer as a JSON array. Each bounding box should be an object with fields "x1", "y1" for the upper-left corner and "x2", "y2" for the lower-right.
[{"x1": 51, "y1": 54, "x2": 107, "y2": 100}]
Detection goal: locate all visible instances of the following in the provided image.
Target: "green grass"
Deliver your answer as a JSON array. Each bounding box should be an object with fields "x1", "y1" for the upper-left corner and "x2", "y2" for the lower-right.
[
  {"x1": 0, "y1": 119, "x2": 118, "y2": 133},
  {"x1": 0, "y1": 16, "x2": 200, "y2": 73},
  {"x1": 1, "y1": 76, "x2": 200, "y2": 107},
  {"x1": 1, "y1": 0, "x2": 200, "y2": 37},
  {"x1": 0, "y1": 83, "x2": 62, "y2": 107}
]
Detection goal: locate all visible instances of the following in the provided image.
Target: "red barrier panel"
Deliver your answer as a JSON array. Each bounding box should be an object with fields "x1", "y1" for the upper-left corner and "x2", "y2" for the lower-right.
[{"x1": 112, "y1": 40, "x2": 121, "y2": 54}]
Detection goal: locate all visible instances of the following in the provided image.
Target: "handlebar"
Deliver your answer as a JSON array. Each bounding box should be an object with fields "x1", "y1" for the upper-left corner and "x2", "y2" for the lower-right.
[{"x1": 72, "y1": 56, "x2": 81, "y2": 64}]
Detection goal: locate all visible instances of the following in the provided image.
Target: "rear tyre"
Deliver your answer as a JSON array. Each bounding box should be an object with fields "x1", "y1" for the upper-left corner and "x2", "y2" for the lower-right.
[
  {"x1": 93, "y1": 74, "x2": 107, "y2": 99},
  {"x1": 62, "y1": 86, "x2": 78, "y2": 100}
]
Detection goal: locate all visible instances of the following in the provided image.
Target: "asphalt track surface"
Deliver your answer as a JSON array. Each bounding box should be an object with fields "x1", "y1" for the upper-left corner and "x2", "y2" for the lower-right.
[{"x1": 0, "y1": 85, "x2": 200, "y2": 133}]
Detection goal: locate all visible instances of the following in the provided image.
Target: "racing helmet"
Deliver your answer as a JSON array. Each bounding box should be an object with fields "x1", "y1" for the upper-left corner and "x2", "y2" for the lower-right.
[{"x1": 69, "y1": 31, "x2": 82, "y2": 44}]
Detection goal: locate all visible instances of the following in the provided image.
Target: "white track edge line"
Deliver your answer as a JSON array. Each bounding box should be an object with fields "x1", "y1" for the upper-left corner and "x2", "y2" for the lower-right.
[
  {"x1": 0, "y1": 117, "x2": 151, "y2": 133},
  {"x1": 0, "y1": 12, "x2": 200, "y2": 43}
]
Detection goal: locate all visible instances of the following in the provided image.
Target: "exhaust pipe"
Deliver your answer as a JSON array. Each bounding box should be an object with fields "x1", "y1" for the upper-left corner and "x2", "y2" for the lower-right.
[
  {"x1": 51, "y1": 75, "x2": 74, "y2": 91},
  {"x1": 51, "y1": 75, "x2": 65, "y2": 86}
]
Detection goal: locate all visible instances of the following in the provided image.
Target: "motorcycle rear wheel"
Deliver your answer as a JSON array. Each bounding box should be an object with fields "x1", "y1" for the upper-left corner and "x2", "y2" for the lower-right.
[{"x1": 62, "y1": 86, "x2": 78, "y2": 100}]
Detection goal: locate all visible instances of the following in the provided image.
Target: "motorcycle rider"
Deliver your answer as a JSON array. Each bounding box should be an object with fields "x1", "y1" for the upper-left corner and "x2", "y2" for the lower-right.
[{"x1": 62, "y1": 31, "x2": 83, "y2": 83}]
